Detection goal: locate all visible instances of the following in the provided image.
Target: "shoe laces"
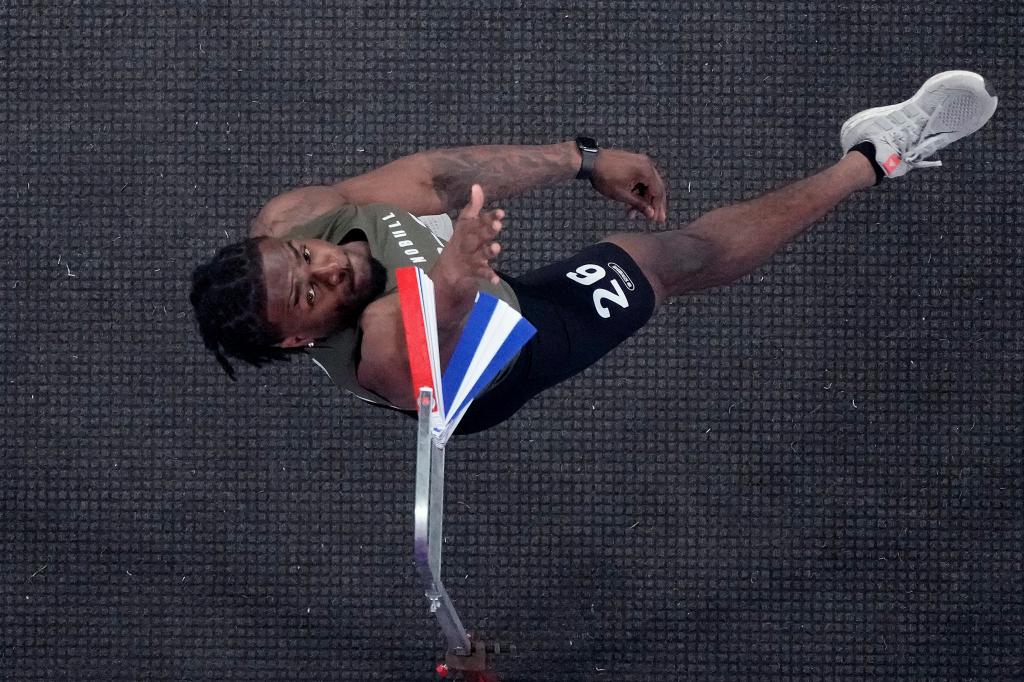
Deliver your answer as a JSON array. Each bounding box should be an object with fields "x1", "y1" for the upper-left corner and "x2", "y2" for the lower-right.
[{"x1": 890, "y1": 101, "x2": 949, "y2": 170}]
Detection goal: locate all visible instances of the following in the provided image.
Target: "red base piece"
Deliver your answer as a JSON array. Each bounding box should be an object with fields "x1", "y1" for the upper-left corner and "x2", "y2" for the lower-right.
[{"x1": 434, "y1": 637, "x2": 511, "y2": 681}]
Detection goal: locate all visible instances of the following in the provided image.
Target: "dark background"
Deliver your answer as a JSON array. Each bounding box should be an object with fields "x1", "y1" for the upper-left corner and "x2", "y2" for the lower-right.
[{"x1": 2, "y1": 2, "x2": 1021, "y2": 680}]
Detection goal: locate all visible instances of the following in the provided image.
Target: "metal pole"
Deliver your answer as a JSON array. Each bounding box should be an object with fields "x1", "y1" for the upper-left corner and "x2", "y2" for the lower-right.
[{"x1": 413, "y1": 388, "x2": 471, "y2": 655}]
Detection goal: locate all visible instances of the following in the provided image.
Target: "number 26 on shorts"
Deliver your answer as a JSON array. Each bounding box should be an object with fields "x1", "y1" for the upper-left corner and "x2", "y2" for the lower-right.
[{"x1": 566, "y1": 264, "x2": 630, "y2": 319}]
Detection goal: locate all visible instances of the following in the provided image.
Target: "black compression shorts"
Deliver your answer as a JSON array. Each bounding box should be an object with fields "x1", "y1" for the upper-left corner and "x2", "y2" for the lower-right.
[{"x1": 453, "y1": 241, "x2": 656, "y2": 435}]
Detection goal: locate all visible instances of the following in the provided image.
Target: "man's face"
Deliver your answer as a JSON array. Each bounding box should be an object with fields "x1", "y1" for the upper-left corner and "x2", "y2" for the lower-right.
[{"x1": 258, "y1": 237, "x2": 387, "y2": 347}]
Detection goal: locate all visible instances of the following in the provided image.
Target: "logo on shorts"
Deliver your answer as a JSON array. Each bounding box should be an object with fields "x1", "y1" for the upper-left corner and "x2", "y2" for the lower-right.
[{"x1": 607, "y1": 262, "x2": 635, "y2": 291}]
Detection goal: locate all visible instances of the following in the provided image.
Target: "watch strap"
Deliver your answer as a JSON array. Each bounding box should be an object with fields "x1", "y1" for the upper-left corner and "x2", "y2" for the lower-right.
[{"x1": 575, "y1": 136, "x2": 599, "y2": 180}]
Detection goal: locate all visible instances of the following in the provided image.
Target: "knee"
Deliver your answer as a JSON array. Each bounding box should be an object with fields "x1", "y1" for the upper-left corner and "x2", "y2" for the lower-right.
[
  {"x1": 602, "y1": 231, "x2": 718, "y2": 300},
  {"x1": 600, "y1": 233, "x2": 668, "y2": 302}
]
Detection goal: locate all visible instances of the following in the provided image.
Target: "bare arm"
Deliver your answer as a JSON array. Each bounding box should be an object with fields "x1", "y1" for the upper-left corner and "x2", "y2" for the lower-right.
[
  {"x1": 354, "y1": 295, "x2": 416, "y2": 409},
  {"x1": 424, "y1": 143, "x2": 579, "y2": 214},
  {"x1": 249, "y1": 142, "x2": 666, "y2": 238},
  {"x1": 426, "y1": 143, "x2": 668, "y2": 222}
]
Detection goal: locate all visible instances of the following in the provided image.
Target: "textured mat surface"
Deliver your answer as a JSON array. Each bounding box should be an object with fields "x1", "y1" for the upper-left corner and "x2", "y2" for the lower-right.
[{"x1": 2, "y1": 2, "x2": 1022, "y2": 680}]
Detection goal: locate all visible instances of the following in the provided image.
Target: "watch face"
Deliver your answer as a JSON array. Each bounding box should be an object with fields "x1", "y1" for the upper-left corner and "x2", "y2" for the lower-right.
[{"x1": 576, "y1": 136, "x2": 598, "y2": 152}]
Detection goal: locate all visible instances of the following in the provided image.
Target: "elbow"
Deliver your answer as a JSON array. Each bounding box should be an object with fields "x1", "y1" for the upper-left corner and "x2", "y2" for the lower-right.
[{"x1": 420, "y1": 149, "x2": 469, "y2": 214}]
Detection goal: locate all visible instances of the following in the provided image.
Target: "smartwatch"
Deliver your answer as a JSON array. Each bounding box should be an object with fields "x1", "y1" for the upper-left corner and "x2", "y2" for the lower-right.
[{"x1": 575, "y1": 136, "x2": 599, "y2": 180}]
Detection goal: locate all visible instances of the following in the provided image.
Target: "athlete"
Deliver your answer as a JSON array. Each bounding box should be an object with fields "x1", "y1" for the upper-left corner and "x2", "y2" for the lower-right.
[{"x1": 190, "y1": 71, "x2": 998, "y2": 435}]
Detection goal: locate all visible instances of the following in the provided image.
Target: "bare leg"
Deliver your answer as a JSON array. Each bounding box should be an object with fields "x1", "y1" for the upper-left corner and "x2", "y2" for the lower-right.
[{"x1": 603, "y1": 152, "x2": 878, "y2": 304}]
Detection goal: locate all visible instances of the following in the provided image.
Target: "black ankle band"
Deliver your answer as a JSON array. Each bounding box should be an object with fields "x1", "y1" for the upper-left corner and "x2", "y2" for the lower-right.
[{"x1": 849, "y1": 141, "x2": 885, "y2": 185}]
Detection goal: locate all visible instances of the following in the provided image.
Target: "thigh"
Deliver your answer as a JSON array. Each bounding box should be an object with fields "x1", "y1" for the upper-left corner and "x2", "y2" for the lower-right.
[
  {"x1": 600, "y1": 233, "x2": 667, "y2": 305},
  {"x1": 601, "y1": 231, "x2": 716, "y2": 303},
  {"x1": 516, "y1": 241, "x2": 657, "y2": 376},
  {"x1": 454, "y1": 242, "x2": 656, "y2": 435}
]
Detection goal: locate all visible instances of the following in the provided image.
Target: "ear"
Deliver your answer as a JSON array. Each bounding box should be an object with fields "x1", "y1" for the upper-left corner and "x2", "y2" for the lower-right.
[{"x1": 279, "y1": 336, "x2": 311, "y2": 349}]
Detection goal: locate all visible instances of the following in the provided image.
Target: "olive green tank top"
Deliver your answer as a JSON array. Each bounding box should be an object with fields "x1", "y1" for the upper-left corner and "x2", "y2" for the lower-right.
[{"x1": 283, "y1": 203, "x2": 520, "y2": 408}]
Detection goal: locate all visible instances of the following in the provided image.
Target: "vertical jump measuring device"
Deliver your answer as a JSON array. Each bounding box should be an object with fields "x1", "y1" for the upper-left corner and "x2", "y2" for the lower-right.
[{"x1": 397, "y1": 267, "x2": 535, "y2": 681}]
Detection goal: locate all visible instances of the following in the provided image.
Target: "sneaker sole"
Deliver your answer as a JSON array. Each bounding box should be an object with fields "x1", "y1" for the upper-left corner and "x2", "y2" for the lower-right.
[{"x1": 840, "y1": 70, "x2": 997, "y2": 150}]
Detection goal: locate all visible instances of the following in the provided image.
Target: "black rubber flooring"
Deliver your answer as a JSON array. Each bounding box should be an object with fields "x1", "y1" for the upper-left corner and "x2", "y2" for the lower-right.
[{"x1": 2, "y1": 3, "x2": 1022, "y2": 680}]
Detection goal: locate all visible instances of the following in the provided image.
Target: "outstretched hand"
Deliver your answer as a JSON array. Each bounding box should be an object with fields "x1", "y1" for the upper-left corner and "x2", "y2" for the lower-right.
[
  {"x1": 430, "y1": 184, "x2": 503, "y2": 314},
  {"x1": 590, "y1": 148, "x2": 668, "y2": 223}
]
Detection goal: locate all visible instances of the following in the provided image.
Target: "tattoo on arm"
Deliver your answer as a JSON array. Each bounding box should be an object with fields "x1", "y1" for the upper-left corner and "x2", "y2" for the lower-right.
[{"x1": 426, "y1": 143, "x2": 578, "y2": 212}]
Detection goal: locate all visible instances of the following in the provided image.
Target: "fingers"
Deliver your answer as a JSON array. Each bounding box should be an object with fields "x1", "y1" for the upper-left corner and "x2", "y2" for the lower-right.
[
  {"x1": 489, "y1": 210, "x2": 503, "y2": 237},
  {"x1": 477, "y1": 209, "x2": 503, "y2": 254},
  {"x1": 482, "y1": 218, "x2": 502, "y2": 285},
  {"x1": 486, "y1": 241, "x2": 501, "y2": 279},
  {"x1": 451, "y1": 193, "x2": 504, "y2": 286},
  {"x1": 459, "y1": 183, "x2": 485, "y2": 219},
  {"x1": 596, "y1": 151, "x2": 670, "y2": 223},
  {"x1": 632, "y1": 166, "x2": 668, "y2": 222},
  {"x1": 646, "y1": 168, "x2": 669, "y2": 222},
  {"x1": 611, "y1": 186, "x2": 654, "y2": 221},
  {"x1": 620, "y1": 180, "x2": 667, "y2": 222},
  {"x1": 466, "y1": 237, "x2": 501, "y2": 285}
]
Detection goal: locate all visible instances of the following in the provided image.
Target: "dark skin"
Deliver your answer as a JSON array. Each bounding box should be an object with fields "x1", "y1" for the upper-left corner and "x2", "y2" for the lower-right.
[
  {"x1": 259, "y1": 187, "x2": 502, "y2": 357},
  {"x1": 253, "y1": 138, "x2": 878, "y2": 408},
  {"x1": 253, "y1": 142, "x2": 668, "y2": 408},
  {"x1": 249, "y1": 142, "x2": 668, "y2": 238},
  {"x1": 259, "y1": 237, "x2": 379, "y2": 347}
]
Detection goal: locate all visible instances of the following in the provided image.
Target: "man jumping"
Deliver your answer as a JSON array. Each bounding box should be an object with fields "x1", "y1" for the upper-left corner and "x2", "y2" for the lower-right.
[{"x1": 190, "y1": 71, "x2": 998, "y2": 435}]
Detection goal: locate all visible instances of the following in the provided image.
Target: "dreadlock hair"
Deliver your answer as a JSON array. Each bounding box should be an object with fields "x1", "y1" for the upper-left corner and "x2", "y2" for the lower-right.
[{"x1": 190, "y1": 236, "x2": 294, "y2": 380}]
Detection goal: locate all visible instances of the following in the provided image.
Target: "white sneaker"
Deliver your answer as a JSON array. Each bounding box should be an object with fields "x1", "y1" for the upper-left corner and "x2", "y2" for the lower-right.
[{"x1": 840, "y1": 70, "x2": 998, "y2": 179}]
